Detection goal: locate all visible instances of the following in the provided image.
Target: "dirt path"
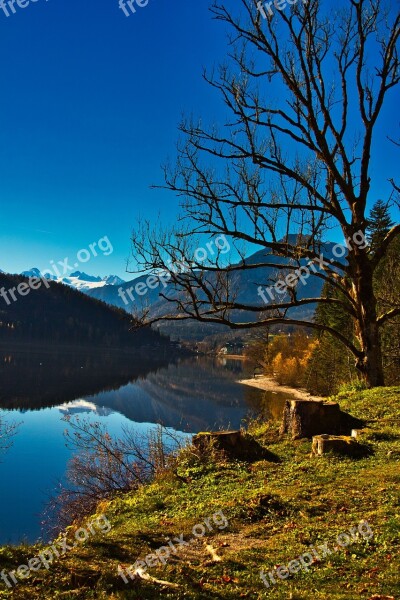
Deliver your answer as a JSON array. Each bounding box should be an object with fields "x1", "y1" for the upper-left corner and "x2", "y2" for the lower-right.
[{"x1": 238, "y1": 374, "x2": 324, "y2": 401}]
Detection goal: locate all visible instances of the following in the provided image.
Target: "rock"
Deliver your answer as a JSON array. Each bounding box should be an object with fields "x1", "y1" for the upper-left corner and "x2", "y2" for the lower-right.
[
  {"x1": 351, "y1": 429, "x2": 364, "y2": 438},
  {"x1": 192, "y1": 430, "x2": 279, "y2": 462},
  {"x1": 312, "y1": 434, "x2": 371, "y2": 457},
  {"x1": 351, "y1": 428, "x2": 372, "y2": 440},
  {"x1": 280, "y1": 399, "x2": 364, "y2": 440}
]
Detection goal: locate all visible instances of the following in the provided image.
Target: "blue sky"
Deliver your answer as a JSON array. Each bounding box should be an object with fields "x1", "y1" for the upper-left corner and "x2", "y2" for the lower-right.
[
  {"x1": 0, "y1": 0, "x2": 398, "y2": 280},
  {"x1": 0, "y1": 0, "x2": 228, "y2": 279}
]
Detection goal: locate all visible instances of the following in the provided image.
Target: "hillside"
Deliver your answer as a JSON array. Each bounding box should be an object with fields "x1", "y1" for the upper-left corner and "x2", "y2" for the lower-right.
[
  {"x1": 0, "y1": 272, "x2": 169, "y2": 349},
  {"x1": 0, "y1": 386, "x2": 398, "y2": 599}
]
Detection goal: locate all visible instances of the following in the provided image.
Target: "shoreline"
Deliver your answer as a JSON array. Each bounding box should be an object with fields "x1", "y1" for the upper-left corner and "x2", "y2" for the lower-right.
[{"x1": 238, "y1": 374, "x2": 325, "y2": 401}]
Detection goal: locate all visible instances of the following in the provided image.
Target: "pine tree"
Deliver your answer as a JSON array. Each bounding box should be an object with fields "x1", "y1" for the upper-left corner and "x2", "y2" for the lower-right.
[
  {"x1": 373, "y1": 234, "x2": 400, "y2": 384},
  {"x1": 306, "y1": 282, "x2": 358, "y2": 395},
  {"x1": 367, "y1": 200, "x2": 394, "y2": 254}
]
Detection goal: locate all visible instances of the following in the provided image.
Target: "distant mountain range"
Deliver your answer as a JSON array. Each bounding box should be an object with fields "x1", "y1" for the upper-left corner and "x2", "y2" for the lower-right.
[
  {"x1": 2, "y1": 238, "x2": 341, "y2": 341},
  {"x1": 19, "y1": 268, "x2": 125, "y2": 291}
]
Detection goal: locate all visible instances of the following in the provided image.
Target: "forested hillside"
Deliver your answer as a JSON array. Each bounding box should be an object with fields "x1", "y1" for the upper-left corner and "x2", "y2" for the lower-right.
[{"x1": 0, "y1": 273, "x2": 168, "y2": 349}]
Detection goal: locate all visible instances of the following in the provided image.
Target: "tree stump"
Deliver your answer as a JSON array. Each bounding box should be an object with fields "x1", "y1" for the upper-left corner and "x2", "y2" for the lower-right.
[
  {"x1": 312, "y1": 434, "x2": 370, "y2": 457},
  {"x1": 280, "y1": 399, "x2": 342, "y2": 440},
  {"x1": 192, "y1": 430, "x2": 279, "y2": 462}
]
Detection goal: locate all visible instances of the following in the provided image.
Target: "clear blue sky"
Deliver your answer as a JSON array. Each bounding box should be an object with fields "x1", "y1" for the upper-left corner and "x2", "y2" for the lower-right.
[
  {"x1": 0, "y1": 0, "x2": 398, "y2": 279},
  {"x1": 0, "y1": 0, "x2": 228, "y2": 278}
]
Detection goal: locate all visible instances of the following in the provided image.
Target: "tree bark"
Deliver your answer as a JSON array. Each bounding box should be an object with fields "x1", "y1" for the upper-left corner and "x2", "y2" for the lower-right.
[
  {"x1": 357, "y1": 321, "x2": 385, "y2": 387},
  {"x1": 352, "y1": 254, "x2": 385, "y2": 387},
  {"x1": 280, "y1": 399, "x2": 364, "y2": 440},
  {"x1": 280, "y1": 400, "x2": 342, "y2": 439}
]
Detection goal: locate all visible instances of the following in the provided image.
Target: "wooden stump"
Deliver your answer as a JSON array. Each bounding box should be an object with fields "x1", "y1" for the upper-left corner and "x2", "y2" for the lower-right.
[
  {"x1": 193, "y1": 430, "x2": 242, "y2": 452},
  {"x1": 280, "y1": 399, "x2": 342, "y2": 440},
  {"x1": 312, "y1": 434, "x2": 369, "y2": 457},
  {"x1": 192, "y1": 430, "x2": 279, "y2": 462}
]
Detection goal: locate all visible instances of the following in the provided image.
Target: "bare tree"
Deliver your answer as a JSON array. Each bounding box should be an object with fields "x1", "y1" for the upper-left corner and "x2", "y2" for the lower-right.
[
  {"x1": 45, "y1": 417, "x2": 186, "y2": 530},
  {"x1": 131, "y1": 0, "x2": 400, "y2": 387}
]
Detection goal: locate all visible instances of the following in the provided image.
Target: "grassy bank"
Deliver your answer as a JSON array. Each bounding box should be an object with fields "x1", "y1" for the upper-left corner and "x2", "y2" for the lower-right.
[{"x1": 1, "y1": 387, "x2": 399, "y2": 599}]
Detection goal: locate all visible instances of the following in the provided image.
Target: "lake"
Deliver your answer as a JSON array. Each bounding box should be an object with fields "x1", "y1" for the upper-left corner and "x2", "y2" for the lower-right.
[{"x1": 0, "y1": 347, "x2": 287, "y2": 545}]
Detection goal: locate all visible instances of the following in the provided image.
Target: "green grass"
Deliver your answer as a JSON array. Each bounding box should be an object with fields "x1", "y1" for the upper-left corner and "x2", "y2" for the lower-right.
[{"x1": 1, "y1": 387, "x2": 399, "y2": 599}]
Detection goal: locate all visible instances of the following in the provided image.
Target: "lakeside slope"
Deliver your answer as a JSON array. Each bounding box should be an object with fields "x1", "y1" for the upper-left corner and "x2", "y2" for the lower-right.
[{"x1": 0, "y1": 387, "x2": 399, "y2": 599}]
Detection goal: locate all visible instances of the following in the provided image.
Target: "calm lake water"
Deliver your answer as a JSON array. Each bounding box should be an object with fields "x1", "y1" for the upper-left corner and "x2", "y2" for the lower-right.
[{"x1": 0, "y1": 348, "x2": 288, "y2": 545}]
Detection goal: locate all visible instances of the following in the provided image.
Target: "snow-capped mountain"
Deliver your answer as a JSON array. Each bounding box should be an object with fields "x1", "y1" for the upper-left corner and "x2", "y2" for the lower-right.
[
  {"x1": 57, "y1": 273, "x2": 106, "y2": 291},
  {"x1": 17, "y1": 268, "x2": 125, "y2": 291},
  {"x1": 103, "y1": 274, "x2": 125, "y2": 286},
  {"x1": 69, "y1": 271, "x2": 102, "y2": 283}
]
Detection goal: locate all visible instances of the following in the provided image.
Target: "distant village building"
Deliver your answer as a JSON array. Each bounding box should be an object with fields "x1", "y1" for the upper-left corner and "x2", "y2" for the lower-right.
[{"x1": 218, "y1": 341, "x2": 245, "y2": 356}]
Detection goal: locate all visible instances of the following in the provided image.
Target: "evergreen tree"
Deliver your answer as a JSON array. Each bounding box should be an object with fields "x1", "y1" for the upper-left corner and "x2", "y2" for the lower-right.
[
  {"x1": 306, "y1": 282, "x2": 358, "y2": 395},
  {"x1": 373, "y1": 234, "x2": 400, "y2": 384},
  {"x1": 367, "y1": 200, "x2": 394, "y2": 254}
]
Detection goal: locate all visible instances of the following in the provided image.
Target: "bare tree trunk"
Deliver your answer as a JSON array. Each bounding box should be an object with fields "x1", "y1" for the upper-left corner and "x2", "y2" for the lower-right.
[
  {"x1": 353, "y1": 256, "x2": 385, "y2": 387},
  {"x1": 357, "y1": 319, "x2": 384, "y2": 387}
]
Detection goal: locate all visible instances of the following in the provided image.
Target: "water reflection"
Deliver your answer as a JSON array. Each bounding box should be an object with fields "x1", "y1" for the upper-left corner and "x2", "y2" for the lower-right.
[
  {"x1": 0, "y1": 349, "x2": 263, "y2": 431},
  {"x1": 56, "y1": 399, "x2": 114, "y2": 417},
  {"x1": 0, "y1": 345, "x2": 171, "y2": 411},
  {"x1": 244, "y1": 387, "x2": 289, "y2": 423},
  {"x1": 0, "y1": 349, "x2": 269, "y2": 543}
]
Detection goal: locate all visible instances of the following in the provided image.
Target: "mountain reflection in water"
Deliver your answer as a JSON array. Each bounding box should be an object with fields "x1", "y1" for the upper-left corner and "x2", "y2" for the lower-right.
[{"x1": 0, "y1": 347, "x2": 264, "y2": 431}]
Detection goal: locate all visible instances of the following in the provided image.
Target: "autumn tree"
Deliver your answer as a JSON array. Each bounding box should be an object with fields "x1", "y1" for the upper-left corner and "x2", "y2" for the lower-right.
[{"x1": 131, "y1": 0, "x2": 400, "y2": 387}]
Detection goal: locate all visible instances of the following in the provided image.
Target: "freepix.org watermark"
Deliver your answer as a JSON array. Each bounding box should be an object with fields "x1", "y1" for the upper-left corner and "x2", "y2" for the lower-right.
[
  {"x1": 260, "y1": 520, "x2": 373, "y2": 588},
  {"x1": 257, "y1": 0, "x2": 308, "y2": 20},
  {"x1": 118, "y1": 510, "x2": 229, "y2": 583},
  {"x1": 0, "y1": 235, "x2": 113, "y2": 307},
  {"x1": 117, "y1": 234, "x2": 230, "y2": 306},
  {"x1": 0, "y1": 274, "x2": 51, "y2": 305},
  {"x1": 0, "y1": 515, "x2": 112, "y2": 588},
  {"x1": 257, "y1": 230, "x2": 367, "y2": 306},
  {"x1": 0, "y1": 0, "x2": 48, "y2": 18},
  {"x1": 119, "y1": 0, "x2": 150, "y2": 18}
]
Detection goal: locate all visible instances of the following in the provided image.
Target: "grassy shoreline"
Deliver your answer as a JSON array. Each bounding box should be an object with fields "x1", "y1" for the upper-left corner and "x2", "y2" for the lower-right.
[{"x1": 1, "y1": 387, "x2": 399, "y2": 599}]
